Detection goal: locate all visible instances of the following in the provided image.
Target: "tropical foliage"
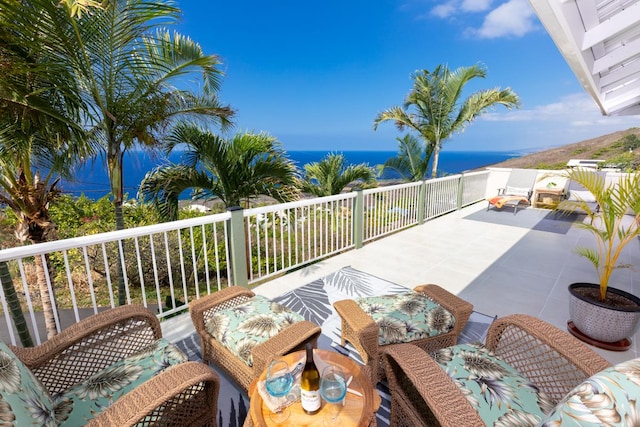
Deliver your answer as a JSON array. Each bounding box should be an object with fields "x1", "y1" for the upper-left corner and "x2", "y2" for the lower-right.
[
  {"x1": 374, "y1": 64, "x2": 520, "y2": 178},
  {"x1": 557, "y1": 169, "x2": 640, "y2": 301},
  {"x1": 301, "y1": 152, "x2": 377, "y2": 197},
  {"x1": 382, "y1": 134, "x2": 431, "y2": 182},
  {"x1": 139, "y1": 123, "x2": 300, "y2": 220}
]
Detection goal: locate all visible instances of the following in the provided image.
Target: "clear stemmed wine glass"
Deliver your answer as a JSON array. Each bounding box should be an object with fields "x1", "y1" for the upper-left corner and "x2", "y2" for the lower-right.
[
  {"x1": 265, "y1": 359, "x2": 294, "y2": 423},
  {"x1": 319, "y1": 365, "x2": 347, "y2": 426}
]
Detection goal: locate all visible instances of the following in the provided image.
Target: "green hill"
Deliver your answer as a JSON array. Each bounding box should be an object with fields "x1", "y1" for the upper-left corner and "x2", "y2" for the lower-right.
[{"x1": 486, "y1": 127, "x2": 640, "y2": 171}]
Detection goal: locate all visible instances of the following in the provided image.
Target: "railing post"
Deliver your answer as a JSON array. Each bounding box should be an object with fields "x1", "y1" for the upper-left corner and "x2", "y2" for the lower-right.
[
  {"x1": 457, "y1": 173, "x2": 465, "y2": 210},
  {"x1": 227, "y1": 206, "x2": 249, "y2": 288},
  {"x1": 353, "y1": 188, "x2": 364, "y2": 249},
  {"x1": 418, "y1": 180, "x2": 427, "y2": 224}
]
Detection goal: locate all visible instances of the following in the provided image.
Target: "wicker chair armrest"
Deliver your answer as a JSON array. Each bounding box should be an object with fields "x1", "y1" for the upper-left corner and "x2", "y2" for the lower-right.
[
  {"x1": 412, "y1": 284, "x2": 474, "y2": 337},
  {"x1": 11, "y1": 305, "x2": 161, "y2": 369},
  {"x1": 251, "y1": 321, "x2": 321, "y2": 375},
  {"x1": 333, "y1": 299, "x2": 379, "y2": 360},
  {"x1": 486, "y1": 314, "x2": 611, "y2": 401},
  {"x1": 87, "y1": 361, "x2": 220, "y2": 427},
  {"x1": 189, "y1": 286, "x2": 255, "y2": 333},
  {"x1": 383, "y1": 344, "x2": 484, "y2": 427}
]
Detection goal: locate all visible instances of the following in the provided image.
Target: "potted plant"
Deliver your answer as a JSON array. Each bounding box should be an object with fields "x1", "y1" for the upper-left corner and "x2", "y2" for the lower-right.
[{"x1": 557, "y1": 169, "x2": 640, "y2": 348}]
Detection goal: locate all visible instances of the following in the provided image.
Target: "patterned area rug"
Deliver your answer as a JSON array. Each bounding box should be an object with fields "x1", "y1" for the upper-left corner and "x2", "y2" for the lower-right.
[{"x1": 175, "y1": 266, "x2": 495, "y2": 427}]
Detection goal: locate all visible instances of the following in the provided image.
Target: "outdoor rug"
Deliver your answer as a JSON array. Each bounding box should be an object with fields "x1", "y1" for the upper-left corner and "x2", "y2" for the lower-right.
[
  {"x1": 465, "y1": 206, "x2": 577, "y2": 235},
  {"x1": 175, "y1": 266, "x2": 496, "y2": 427}
]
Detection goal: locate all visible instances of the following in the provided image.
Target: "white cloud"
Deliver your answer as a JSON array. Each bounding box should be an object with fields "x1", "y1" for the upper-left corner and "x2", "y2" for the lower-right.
[
  {"x1": 431, "y1": 2, "x2": 457, "y2": 18},
  {"x1": 474, "y1": 0, "x2": 537, "y2": 38},
  {"x1": 461, "y1": 0, "x2": 492, "y2": 12}
]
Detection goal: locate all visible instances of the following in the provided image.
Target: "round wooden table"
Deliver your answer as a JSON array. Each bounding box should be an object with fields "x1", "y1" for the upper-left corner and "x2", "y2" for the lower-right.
[{"x1": 248, "y1": 349, "x2": 381, "y2": 426}]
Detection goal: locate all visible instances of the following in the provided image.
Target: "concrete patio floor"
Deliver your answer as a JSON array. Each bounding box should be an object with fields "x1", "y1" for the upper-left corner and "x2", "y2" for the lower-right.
[{"x1": 164, "y1": 201, "x2": 640, "y2": 365}]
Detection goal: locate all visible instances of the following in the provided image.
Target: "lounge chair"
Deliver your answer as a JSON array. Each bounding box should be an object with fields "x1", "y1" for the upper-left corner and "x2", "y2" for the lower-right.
[
  {"x1": 382, "y1": 314, "x2": 613, "y2": 427},
  {"x1": 487, "y1": 168, "x2": 538, "y2": 213},
  {"x1": 555, "y1": 169, "x2": 607, "y2": 220}
]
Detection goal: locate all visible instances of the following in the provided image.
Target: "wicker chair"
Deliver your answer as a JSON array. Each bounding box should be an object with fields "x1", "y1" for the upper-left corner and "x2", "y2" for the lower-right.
[
  {"x1": 382, "y1": 314, "x2": 612, "y2": 427},
  {"x1": 334, "y1": 284, "x2": 473, "y2": 384},
  {"x1": 190, "y1": 286, "x2": 322, "y2": 392},
  {"x1": 6, "y1": 304, "x2": 219, "y2": 427}
]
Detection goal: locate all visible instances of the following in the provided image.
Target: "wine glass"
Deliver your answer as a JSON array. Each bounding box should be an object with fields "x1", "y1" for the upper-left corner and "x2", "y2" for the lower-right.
[
  {"x1": 319, "y1": 365, "x2": 347, "y2": 426},
  {"x1": 265, "y1": 359, "x2": 294, "y2": 423}
]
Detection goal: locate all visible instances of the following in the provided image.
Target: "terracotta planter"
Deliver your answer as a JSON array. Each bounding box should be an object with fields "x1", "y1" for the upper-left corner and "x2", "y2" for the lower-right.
[{"x1": 569, "y1": 283, "x2": 640, "y2": 343}]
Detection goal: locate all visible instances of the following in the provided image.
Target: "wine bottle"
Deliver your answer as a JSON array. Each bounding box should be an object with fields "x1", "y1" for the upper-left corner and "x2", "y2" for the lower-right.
[{"x1": 300, "y1": 342, "x2": 321, "y2": 415}]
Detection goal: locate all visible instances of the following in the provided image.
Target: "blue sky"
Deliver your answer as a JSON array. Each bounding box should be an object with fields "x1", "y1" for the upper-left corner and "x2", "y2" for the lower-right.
[{"x1": 176, "y1": 0, "x2": 639, "y2": 154}]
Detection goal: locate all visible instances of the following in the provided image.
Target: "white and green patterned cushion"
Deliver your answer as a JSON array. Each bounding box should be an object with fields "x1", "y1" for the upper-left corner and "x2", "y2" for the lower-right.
[
  {"x1": 0, "y1": 340, "x2": 57, "y2": 426},
  {"x1": 53, "y1": 338, "x2": 187, "y2": 427},
  {"x1": 355, "y1": 291, "x2": 455, "y2": 345},
  {"x1": 204, "y1": 295, "x2": 304, "y2": 367},
  {"x1": 539, "y1": 358, "x2": 640, "y2": 426},
  {"x1": 432, "y1": 343, "x2": 556, "y2": 426}
]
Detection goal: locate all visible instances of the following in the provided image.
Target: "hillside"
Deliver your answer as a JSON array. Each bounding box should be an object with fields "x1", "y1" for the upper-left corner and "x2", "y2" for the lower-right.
[{"x1": 484, "y1": 127, "x2": 640, "y2": 170}]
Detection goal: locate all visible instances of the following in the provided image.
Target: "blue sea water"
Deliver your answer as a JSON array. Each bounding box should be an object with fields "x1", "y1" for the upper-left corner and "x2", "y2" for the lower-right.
[{"x1": 60, "y1": 150, "x2": 518, "y2": 199}]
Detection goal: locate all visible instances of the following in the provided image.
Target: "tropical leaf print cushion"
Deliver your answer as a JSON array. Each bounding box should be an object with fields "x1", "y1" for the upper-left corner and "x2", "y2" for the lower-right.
[
  {"x1": 539, "y1": 358, "x2": 640, "y2": 426},
  {"x1": 432, "y1": 343, "x2": 556, "y2": 427},
  {"x1": 205, "y1": 295, "x2": 304, "y2": 367},
  {"x1": 354, "y1": 291, "x2": 455, "y2": 345},
  {"x1": 0, "y1": 340, "x2": 57, "y2": 426},
  {"x1": 53, "y1": 338, "x2": 187, "y2": 427}
]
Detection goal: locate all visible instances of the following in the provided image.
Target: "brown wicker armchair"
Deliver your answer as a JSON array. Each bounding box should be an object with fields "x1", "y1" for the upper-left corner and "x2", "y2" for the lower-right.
[
  {"x1": 190, "y1": 286, "x2": 322, "y2": 392},
  {"x1": 382, "y1": 314, "x2": 612, "y2": 427},
  {"x1": 8, "y1": 304, "x2": 219, "y2": 427},
  {"x1": 334, "y1": 284, "x2": 473, "y2": 384}
]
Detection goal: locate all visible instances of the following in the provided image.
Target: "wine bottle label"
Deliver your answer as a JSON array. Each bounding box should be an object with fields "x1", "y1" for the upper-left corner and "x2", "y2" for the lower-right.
[{"x1": 300, "y1": 389, "x2": 321, "y2": 412}]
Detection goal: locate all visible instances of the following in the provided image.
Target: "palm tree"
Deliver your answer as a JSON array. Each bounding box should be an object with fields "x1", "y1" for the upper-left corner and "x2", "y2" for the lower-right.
[
  {"x1": 383, "y1": 134, "x2": 431, "y2": 182},
  {"x1": 0, "y1": 8, "x2": 90, "y2": 340},
  {"x1": 374, "y1": 64, "x2": 520, "y2": 178},
  {"x1": 1, "y1": 0, "x2": 234, "y2": 305},
  {"x1": 139, "y1": 123, "x2": 300, "y2": 221},
  {"x1": 301, "y1": 153, "x2": 377, "y2": 197}
]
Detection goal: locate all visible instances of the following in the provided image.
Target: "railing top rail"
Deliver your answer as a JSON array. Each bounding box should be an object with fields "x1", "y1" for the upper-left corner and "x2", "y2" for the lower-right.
[
  {"x1": 0, "y1": 211, "x2": 231, "y2": 261},
  {"x1": 244, "y1": 192, "x2": 357, "y2": 216},
  {"x1": 362, "y1": 181, "x2": 422, "y2": 195}
]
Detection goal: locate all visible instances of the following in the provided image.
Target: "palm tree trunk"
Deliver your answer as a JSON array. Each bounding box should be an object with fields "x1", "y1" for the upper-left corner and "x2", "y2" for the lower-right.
[
  {"x1": 115, "y1": 200, "x2": 127, "y2": 306},
  {"x1": 0, "y1": 261, "x2": 34, "y2": 347},
  {"x1": 34, "y1": 253, "x2": 58, "y2": 339},
  {"x1": 431, "y1": 144, "x2": 441, "y2": 178}
]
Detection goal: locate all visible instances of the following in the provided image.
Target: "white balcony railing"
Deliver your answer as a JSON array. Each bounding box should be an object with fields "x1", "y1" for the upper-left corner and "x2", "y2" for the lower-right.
[{"x1": 0, "y1": 171, "x2": 490, "y2": 346}]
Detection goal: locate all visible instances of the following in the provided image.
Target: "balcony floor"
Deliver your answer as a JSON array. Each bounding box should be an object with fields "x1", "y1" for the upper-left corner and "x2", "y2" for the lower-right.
[{"x1": 164, "y1": 201, "x2": 640, "y2": 365}]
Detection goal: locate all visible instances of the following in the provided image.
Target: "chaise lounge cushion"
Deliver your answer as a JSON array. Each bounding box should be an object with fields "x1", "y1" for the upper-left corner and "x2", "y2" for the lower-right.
[
  {"x1": 53, "y1": 337, "x2": 187, "y2": 426},
  {"x1": 539, "y1": 358, "x2": 640, "y2": 426},
  {"x1": 204, "y1": 294, "x2": 304, "y2": 367},
  {"x1": 354, "y1": 291, "x2": 455, "y2": 345},
  {"x1": 0, "y1": 340, "x2": 56, "y2": 426},
  {"x1": 432, "y1": 343, "x2": 556, "y2": 426}
]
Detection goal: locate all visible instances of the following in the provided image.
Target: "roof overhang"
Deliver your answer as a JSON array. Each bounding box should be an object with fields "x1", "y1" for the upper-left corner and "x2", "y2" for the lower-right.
[{"x1": 528, "y1": 0, "x2": 640, "y2": 116}]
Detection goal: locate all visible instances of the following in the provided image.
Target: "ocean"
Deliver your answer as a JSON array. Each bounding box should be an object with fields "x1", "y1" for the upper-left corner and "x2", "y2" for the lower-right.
[{"x1": 60, "y1": 150, "x2": 518, "y2": 199}]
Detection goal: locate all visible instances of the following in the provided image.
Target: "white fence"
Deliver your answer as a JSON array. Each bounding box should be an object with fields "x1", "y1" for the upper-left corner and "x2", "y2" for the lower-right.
[{"x1": 0, "y1": 171, "x2": 489, "y2": 345}]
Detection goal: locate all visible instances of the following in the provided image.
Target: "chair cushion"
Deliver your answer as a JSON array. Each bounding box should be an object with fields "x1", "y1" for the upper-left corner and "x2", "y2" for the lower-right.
[
  {"x1": 539, "y1": 358, "x2": 640, "y2": 427},
  {"x1": 0, "y1": 340, "x2": 56, "y2": 426},
  {"x1": 205, "y1": 295, "x2": 304, "y2": 367},
  {"x1": 432, "y1": 343, "x2": 556, "y2": 426},
  {"x1": 355, "y1": 291, "x2": 455, "y2": 345},
  {"x1": 506, "y1": 186, "x2": 531, "y2": 197},
  {"x1": 568, "y1": 190, "x2": 596, "y2": 203},
  {"x1": 53, "y1": 338, "x2": 187, "y2": 426}
]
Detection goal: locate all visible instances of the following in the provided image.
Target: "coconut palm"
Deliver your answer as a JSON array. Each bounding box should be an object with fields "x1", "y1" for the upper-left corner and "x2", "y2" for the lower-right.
[
  {"x1": 0, "y1": 9, "x2": 90, "y2": 340},
  {"x1": 1, "y1": 0, "x2": 234, "y2": 305},
  {"x1": 383, "y1": 134, "x2": 431, "y2": 182},
  {"x1": 374, "y1": 64, "x2": 520, "y2": 178},
  {"x1": 301, "y1": 153, "x2": 377, "y2": 197},
  {"x1": 139, "y1": 123, "x2": 300, "y2": 221}
]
